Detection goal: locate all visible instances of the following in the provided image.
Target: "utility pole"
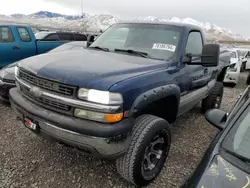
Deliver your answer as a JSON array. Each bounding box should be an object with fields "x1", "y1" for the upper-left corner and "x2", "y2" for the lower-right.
[{"x1": 80, "y1": 0, "x2": 83, "y2": 18}]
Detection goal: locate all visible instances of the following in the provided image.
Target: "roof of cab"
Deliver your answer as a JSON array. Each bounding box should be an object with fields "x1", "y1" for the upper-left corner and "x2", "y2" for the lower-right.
[
  {"x1": 36, "y1": 31, "x2": 85, "y2": 35},
  {"x1": 0, "y1": 23, "x2": 30, "y2": 27},
  {"x1": 118, "y1": 21, "x2": 202, "y2": 30}
]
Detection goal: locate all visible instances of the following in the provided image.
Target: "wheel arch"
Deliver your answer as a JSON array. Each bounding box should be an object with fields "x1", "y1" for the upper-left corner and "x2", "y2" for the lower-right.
[
  {"x1": 129, "y1": 84, "x2": 180, "y2": 124},
  {"x1": 217, "y1": 66, "x2": 228, "y2": 82}
]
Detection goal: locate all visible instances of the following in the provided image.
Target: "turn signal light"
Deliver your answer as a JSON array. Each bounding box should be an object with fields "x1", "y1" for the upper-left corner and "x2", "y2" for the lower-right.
[{"x1": 104, "y1": 113, "x2": 123, "y2": 123}]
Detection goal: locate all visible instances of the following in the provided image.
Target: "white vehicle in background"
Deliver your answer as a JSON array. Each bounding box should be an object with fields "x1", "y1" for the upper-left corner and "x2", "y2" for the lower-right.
[
  {"x1": 241, "y1": 50, "x2": 250, "y2": 70},
  {"x1": 223, "y1": 49, "x2": 241, "y2": 87}
]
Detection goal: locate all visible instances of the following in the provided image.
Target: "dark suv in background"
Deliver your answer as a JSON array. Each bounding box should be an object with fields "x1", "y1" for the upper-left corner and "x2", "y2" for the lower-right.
[{"x1": 35, "y1": 31, "x2": 87, "y2": 42}]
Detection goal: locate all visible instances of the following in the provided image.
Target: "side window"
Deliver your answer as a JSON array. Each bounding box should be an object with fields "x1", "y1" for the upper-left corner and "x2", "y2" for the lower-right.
[
  {"x1": 58, "y1": 33, "x2": 74, "y2": 41},
  {"x1": 185, "y1": 31, "x2": 203, "y2": 54},
  {"x1": 17, "y1": 27, "x2": 31, "y2": 42},
  {"x1": 44, "y1": 34, "x2": 59, "y2": 41},
  {"x1": 74, "y1": 34, "x2": 87, "y2": 41},
  {"x1": 0, "y1": 27, "x2": 14, "y2": 43}
]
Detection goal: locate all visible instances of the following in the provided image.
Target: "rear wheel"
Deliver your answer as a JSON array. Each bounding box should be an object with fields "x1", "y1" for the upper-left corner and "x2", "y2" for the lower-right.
[
  {"x1": 116, "y1": 115, "x2": 171, "y2": 186},
  {"x1": 202, "y1": 81, "x2": 224, "y2": 112}
]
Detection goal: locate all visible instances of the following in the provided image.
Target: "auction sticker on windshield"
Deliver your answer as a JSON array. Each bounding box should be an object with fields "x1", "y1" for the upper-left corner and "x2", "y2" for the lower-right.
[{"x1": 152, "y1": 43, "x2": 176, "y2": 52}]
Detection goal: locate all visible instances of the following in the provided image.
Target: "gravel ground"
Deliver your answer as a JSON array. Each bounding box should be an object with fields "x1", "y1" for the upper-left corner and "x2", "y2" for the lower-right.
[{"x1": 0, "y1": 73, "x2": 248, "y2": 188}]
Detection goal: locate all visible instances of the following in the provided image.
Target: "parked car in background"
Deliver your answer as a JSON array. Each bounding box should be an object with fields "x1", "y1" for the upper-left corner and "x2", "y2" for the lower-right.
[
  {"x1": 223, "y1": 49, "x2": 242, "y2": 87},
  {"x1": 10, "y1": 22, "x2": 229, "y2": 186},
  {"x1": 35, "y1": 31, "x2": 87, "y2": 42},
  {"x1": 0, "y1": 24, "x2": 68, "y2": 68},
  {"x1": 182, "y1": 86, "x2": 250, "y2": 188},
  {"x1": 236, "y1": 48, "x2": 250, "y2": 72},
  {"x1": 0, "y1": 41, "x2": 87, "y2": 101},
  {"x1": 242, "y1": 50, "x2": 250, "y2": 70}
]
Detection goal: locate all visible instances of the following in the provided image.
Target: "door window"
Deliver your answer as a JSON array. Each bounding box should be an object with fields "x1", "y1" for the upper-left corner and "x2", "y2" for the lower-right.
[
  {"x1": 74, "y1": 34, "x2": 87, "y2": 41},
  {"x1": 58, "y1": 33, "x2": 74, "y2": 41},
  {"x1": 17, "y1": 27, "x2": 31, "y2": 42},
  {"x1": 185, "y1": 32, "x2": 203, "y2": 54},
  {"x1": 0, "y1": 27, "x2": 14, "y2": 43},
  {"x1": 230, "y1": 52, "x2": 237, "y2": 58},
  {"x1": 44, "y1": 34, "x2": 59, "y2": 41}
]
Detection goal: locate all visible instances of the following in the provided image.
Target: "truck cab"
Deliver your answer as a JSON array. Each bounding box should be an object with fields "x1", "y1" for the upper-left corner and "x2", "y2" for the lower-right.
[
  {"x1": 0, "y1": 24, "x2": 80, "y2": 68},
  {"x1": 0, "y1": 24, "x2": 37, "y2": 67},
  {"x1": 10, "y1": 22, "x2": 228, "y2": 186}
]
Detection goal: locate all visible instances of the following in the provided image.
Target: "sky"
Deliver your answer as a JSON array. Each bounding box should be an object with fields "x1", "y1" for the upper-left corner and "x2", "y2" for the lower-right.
[{"x1": 0, "y1": 0, "x2": 249, "y2": 37}]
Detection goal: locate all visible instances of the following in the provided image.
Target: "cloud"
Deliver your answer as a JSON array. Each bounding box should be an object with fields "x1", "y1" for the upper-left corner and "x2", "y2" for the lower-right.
[
  {"x1": 0, "y1": 0, "x2": 77, "y2": 15},
  {"x1": 44, "y1": 0, "x2": 250, "y2": 37},
  {"x1": 1, "y1": 0, "x2": 250, "y2": 37}
]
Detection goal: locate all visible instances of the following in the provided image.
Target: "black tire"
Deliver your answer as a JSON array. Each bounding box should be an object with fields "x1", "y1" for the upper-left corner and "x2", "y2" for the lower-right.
[
  {"x1": 223, "y1": 82, "x2": 236, "y2": 88},
  {"x1": 202, "y1": 81, "x2": 224, "y2": 112},
  {"x1": 229, "y1": 83, "x2": 236, "y2": 88},
  {"x1": 246, "y1": 73, "x2": 250, "y2": 85},
  {"x1": 241, "y1": 62, "x2": 246, "y2": 72},
  {"x1": 116, "y1": 115, "x2": 171, "y2": 186}
]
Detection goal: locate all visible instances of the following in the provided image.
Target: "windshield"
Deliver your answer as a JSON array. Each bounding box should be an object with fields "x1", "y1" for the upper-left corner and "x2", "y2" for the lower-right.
[
  {"x1": 90, "y1": 23, "x2": 182, "y2": 60},
  {"x1": 223, "y1": 103, "x2": 250, "y2": 161},
  {"x1": 35, "y1": 32, "x2": 49, "y2": 40}
]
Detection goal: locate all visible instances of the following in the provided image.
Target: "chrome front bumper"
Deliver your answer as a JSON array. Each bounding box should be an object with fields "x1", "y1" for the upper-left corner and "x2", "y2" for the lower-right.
[
  {"x1": 11, "y1": 100, "x2": 131, "y2": 158},
  {"x1": 10, "y1": 88, "x2": 132, "y2": 159}
]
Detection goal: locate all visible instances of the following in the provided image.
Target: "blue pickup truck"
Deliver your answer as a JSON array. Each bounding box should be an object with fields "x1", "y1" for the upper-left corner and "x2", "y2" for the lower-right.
[
  {"x1": 0, "y1": 24, "x2": 70, "y2": 67},
  {"x1": 10, "y1": 22, "x2": 229, "y2": 186}
]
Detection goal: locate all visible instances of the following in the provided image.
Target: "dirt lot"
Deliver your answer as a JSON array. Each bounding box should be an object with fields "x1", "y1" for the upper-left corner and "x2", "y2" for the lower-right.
[{"x1": 0, "y1": 74, "x2": 247, "y2": 188}]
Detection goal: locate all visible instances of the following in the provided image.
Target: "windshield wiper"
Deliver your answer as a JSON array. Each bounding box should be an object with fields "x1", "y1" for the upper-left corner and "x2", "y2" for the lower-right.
[
  {"x1": 225, "y1": 149, "x2": 250, "y2": 164},
  {"x1": 114, "y1": 49, "x2": 150, "y2": 58},
  {"x1": 89, "y1": 46, "x2": 109, "y2": 52}
]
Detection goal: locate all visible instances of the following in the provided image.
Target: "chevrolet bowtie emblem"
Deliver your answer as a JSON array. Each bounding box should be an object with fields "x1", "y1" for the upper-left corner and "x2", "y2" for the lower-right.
[{"x1": 29, "y1": 86, "x2": 42, "y2": 98}]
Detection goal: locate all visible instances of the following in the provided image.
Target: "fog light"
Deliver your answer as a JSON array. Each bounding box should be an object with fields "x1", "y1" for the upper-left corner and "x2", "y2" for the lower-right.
[{"x1": 74, "y1": 109, "x2": 123, "y2": 123}]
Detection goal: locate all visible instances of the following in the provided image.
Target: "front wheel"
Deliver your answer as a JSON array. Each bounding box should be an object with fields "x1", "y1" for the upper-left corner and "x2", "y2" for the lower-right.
[
  {"x1": 116, "y1": 115, "x2": 171, "y2": 186},
  {"x1": 202, "y1": 81, "x2": 224, "y2": 112}
]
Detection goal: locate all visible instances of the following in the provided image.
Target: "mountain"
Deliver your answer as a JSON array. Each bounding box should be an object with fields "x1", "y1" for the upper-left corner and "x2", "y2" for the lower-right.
[
  {"x1": 1, "y1": 11, "x2": 244, "y2": 41},
  {"x1": 11, "y1": 11, "x2": 87, "y2": 20},
  {"x1": 10, "y1": 13, "x2": 26, "y2": 19}
]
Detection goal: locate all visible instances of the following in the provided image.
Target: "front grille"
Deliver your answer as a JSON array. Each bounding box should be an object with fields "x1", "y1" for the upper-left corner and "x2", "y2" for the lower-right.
[
  {"x1": 2, "y1": 78, "x2": 15, "y2": 84},
  {"x1": 19, "y1": 69, "x2": 75, "y2": 96},
  {"x1": 22, "y1": 88, "x2": 71, "y2": 111}
]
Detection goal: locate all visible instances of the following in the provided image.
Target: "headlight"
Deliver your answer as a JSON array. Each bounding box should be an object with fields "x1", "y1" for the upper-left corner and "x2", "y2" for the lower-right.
[
  {"x1": 78, "y1": 88, "x2": 123, "y2": 105},
  {"x1": 15, "y1": 66, "x2": 19, "y2": 76},
  {"x1": 74, "y1": 109, "x2": 123, "y2": 123}
]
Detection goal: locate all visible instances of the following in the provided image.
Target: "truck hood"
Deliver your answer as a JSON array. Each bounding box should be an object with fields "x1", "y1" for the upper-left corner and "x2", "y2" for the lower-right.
[
  {"x1": 19, "y1": 49, "x2": 168, "y2": 90},
  {"x1": 196, "y1": 155, "x2": 250, "y2": 188}
]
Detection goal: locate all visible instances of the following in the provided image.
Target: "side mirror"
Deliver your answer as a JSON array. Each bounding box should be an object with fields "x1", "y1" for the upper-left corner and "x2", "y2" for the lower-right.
[
  {"x1": 205, "y1": 109, "x2": 227, "y2": 130},
  {"x1": 185, "y1": 44, "x2": 220, "y2": 67},
  {"x1": 86, "y1": 35, "x2": 96, "y2": 48},
  {"x1": 201, "y1": 44, "x2": 220, "y2": 67}
]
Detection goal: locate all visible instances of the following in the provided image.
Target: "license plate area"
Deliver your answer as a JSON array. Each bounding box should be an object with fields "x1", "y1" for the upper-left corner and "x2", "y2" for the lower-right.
[{"x1": 24, "y1": 116, "x2": 39, "y2": 132}]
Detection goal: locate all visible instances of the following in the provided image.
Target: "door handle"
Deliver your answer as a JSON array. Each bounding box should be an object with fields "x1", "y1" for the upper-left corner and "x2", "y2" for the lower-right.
[{"x1": 13, "y1": 46, "x2": 20, "y2": 50}]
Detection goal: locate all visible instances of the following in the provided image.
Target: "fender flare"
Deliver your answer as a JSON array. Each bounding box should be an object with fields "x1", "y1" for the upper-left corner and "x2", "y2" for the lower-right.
[
  {"x1": 129, "y1": 84, "x2": 181, "y2": 117},
  {"x1": 217, "y1": 66, "x2": 228, "y2": 82}
]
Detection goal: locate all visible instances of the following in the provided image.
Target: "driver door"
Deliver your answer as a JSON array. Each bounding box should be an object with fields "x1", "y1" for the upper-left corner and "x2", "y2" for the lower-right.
[{"x1": 178, "y1": 31, "x2": 212, "y2": 115}]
